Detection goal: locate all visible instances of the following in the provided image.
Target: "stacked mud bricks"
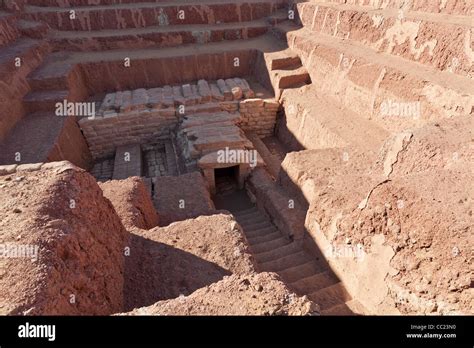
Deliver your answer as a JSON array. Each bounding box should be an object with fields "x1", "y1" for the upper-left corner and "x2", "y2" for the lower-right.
[
  {"x1": 239, "y1": 98, "x2": 279, "y2": 137},
  {"x1": 80, "y1": 78, "x2": 278, "y2": 159}
]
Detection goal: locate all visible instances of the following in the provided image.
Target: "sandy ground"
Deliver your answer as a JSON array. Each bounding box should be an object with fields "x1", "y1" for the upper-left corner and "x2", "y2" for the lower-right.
[
  {"x1": 121, "y1": 272, "x2": 320, "y2": 316},
  {"x1": 123, "y1": 213, "x2": 257, "y2": 311}
]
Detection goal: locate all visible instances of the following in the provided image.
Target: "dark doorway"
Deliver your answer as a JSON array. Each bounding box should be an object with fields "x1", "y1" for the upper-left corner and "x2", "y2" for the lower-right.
[{"x1": 214, "y1": 165, "x2": 239, "y2": 195}]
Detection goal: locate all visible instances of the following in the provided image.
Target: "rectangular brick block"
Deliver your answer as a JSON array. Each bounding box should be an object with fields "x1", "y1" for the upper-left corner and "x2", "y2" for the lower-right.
[
  {"x1": 198, "y1": 79, "x2": 212, "y2": 102},
  {"x1": 120, "y1": 91, "x2": 132, "y2": 113},
  {"x1": 217, "y1": 79, "x2": 233, "y2": 101},
  {"x1": 131, "y1": 88, "x2": 148, "y2": 111},
  {"x1": 147, "y1": 87, "x2": 163, "y2": 108}
]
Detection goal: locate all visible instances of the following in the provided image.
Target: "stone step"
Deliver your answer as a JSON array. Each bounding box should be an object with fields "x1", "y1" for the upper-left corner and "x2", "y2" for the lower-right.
[
  {"x1": 307, "y1": 282, "x2": 352, "y2": 311},
  {"x1": 0, "y1": 37, "x2": 50, "y2": 137},
  {"x1": 27, "y1": 59, "x2": 74, "y2": 91},
  {"x1": 322, "y1": 299, "x2": 366, "y2": 316},
  {"x1": 272, "y1": 65, "x2": 311, "y2": 89},
  {"x1": 268, "y1": 50, "x2": 302, "y2": 70},
  {"x1": 233, "y1": 206, "x2": 260, "y2": 217},
  {"x1": 112, "y1": 144, "x2": 143, "y2": 179},
  {"x1": 277, "y1": 261, "x2": 325, "y2": 283},
  {"x1": 259, "y1": 250, "x2": 312, "y2": 273},
  {"x1": 235, "y1": 210, "x2": 264, "y2": 222},
  {"x1": 246, "y1": 230, "x2": 282, "y2": 245},
  {"x1": 49, "y1": 20, "x2": 270, "y2": 51},
  {"x1": 277, "y1": 85, "x2": 389, "y2": 152},
  {"x1": 245, "y1": 225, "x2": 278, "y2": 239},
  {"x1": 253, "y1": 241, "x2": 302, "y2": 263},
  {"x1": 276, "y1": 24, "x2": 474, "y2": 130},
  {"x1": 23, "y1": 90, "x2": 69, "y2": 114},
  {"x1": 241, "y1": 219, "x2": 273, "y2": 232},
  {"x1": 249, "y1": 235, "x2": 289, "y2": 254},
  {"x1": 17, "y1": 19, "x2": 49, "y2": 39},
  {"x1": 321, "y1": 302, "x2": 353, "y2": 316},
  {"x1": 0, "y1": 38, "x2": 48, "y2": 77},
  {"x1": 289, "y1": 271, "x2": 339, "y2": 295},
  {"x1": 24, "y1": 0, "x2": 286, "y2": 31},
  {"x1": 235, "y1": 214, "x2": 269, "y2": 226},
  {"x1": 296, "y1": 1, "x2": 474, "y2": 78}
]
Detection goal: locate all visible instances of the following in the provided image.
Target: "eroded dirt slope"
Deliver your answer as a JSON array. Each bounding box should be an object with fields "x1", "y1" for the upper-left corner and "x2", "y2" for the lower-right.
[
  {"x1": 0, "y1": 162, "x2": 128, "y2": 315},
  {"x1": 153, "y1": 172, "x2": 216, "y2": 226},
  {"x1": 99, "y1": 177, "x2": 159, "y2": 230},
  {"x1": 124, "y1": 213, "x2": 257, "y2": 311},
  {"x1": 122, "y1": 272, "x2": 320, "y2": 316}
]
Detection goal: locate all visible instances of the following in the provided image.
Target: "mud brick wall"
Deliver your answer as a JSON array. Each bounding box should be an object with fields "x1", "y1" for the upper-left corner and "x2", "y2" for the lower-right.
[
  {"x1": 79, "y1": 50, "x2": 257, "y2": 94},
  {"x1": 239, "y1": 99, "x2": 279, "y2": 137},
  {"x1": 79, "y1": 108, "x2": 177, "y2": 159},
  {"x1": 80, "y1": 74, "x2": 279, "y2": 159}
]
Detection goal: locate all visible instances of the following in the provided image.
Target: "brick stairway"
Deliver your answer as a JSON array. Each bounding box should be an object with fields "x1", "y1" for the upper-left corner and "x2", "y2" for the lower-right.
[
  {"x1": 217, "y1": 191, "x2": 366, "y2": 315},
  {"x1": 49, "y1": 20, "x2": 271, "y2": 52},
  {"x1": 271, "y1": 2, "x2": 473, "y2": 134},
  {"x1": 266, "y1": 49, "x2": 312, "y2": 98},
  {"x1": 0, "y1": 8, "x2": 94, "y2": 167},
  {"x1": 22, "y1": 0, "x2": 287, "y2": 51},
  {"x1": 1, "y1": 0, "x2": 287, "y2": 168},
  {"x1": 0, "y1": 13, "x2": 61, "y2": 165},
  {"x1": 294, "y1": 1, "x2": 473, "y2": 79},
  {"x1": 24, "y1": 0, "x2": 286, "y2": 31}
]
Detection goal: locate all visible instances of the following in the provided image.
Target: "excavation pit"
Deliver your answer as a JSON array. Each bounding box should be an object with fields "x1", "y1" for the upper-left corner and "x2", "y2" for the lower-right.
[
  {"x1": 0, "y1": 0, "x2": 472, "y2": 317},
  {"x1": 79, "y1": 77, "x2": 277, "y2": 188}
]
